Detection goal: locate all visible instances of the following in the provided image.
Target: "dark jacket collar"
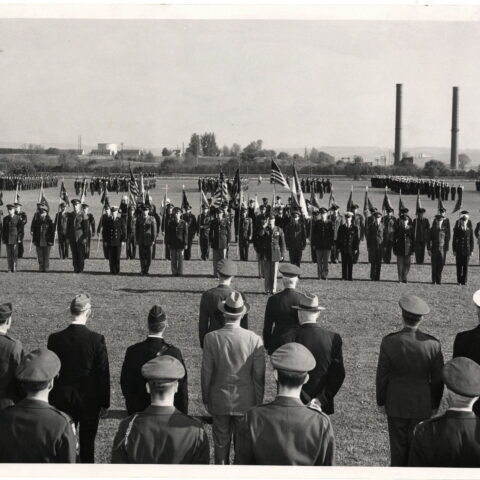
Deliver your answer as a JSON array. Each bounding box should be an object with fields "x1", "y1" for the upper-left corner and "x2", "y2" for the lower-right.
[
  {"x1": 272, "y1": 395, "x2": 304, "y2": 407},
  {"x1": 444, "y1": 410, "x2": 478, "y2": 419},
  {"x1": 18, "y1": 398, "x2": 52, "y2": 409},
  {"x1": 143, "y1": 405, "x2": 176, "y2": 415}
]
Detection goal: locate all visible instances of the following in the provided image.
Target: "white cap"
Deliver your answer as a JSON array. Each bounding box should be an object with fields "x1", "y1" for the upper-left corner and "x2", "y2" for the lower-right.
[{"x1": 473, "y1": 290, "x2": 480, "y2": 307}]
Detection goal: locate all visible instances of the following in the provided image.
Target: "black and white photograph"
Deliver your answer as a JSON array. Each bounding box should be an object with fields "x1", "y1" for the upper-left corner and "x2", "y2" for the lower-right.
[{"x1": 0, "y1": 4, "x2": 480, "y2": 478}]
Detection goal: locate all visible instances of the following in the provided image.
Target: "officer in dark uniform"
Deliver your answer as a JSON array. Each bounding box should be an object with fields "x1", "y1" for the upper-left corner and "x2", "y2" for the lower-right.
[
  {"x1": 82, "y1": 204, "x2": 95, "y2": 259},
  {"x1": 54, "y1": 201, "x2": 70, "y2": 259},
  {"x1": 167, "y1": 207, "x2": 188, "y2": 276},
  {"x1": 97, "y1": 204, "x2": 111, "y2": 260},
  {"x1": 14, "y1": 203, "x2": 27, "y2": 259},
  {"x1": 452, "y1": 210, "x2": 474, "y2": 285},
  {"x1": 376, "y1": 295, "x2": 444, "y2": 466},
  {"x1": 197, "y1": 204, "x2": 211, "y2": 260},
  {"x1": 236, "y1": 342, "x2": 335, "y2": 465},
  {"x1": 0, "y1": 303, "x2": 23, "y2": 409},
  {"x1": 162, "y1": 203, "x2": 174, "y2": 260},
  {"x1": 48, "y1": 293, "x2": 110, "y2": 463},
  {"x1": 0, "y1": 347, "x2": 77, "y2": 463},
  {"x1": 120, "y1": 305, "x2": 188, "y2": 415},
  {"x1": 2, "y1": 204, "x2": 20, "y2": 272},
  {"x1": 409, "y1": 357, "x2": 480, "y2": 467},
  {"x1": 182, "y1": 205, "x2": 197, "y2": 261},
  {"x1": 238, "y1": 206, "x2": 253, "y2": 261},
  {"x1": 351, "y1": 204, "x2": 365, "y2": 264},
  {"x1": 136, "y1": 204, "x2": 157, "y2": 275},
  {"x1": 209, "y1": 208, "x2": 230, "y2": 278},
  {"x1": 427, "y1": 211, "x2": 450, "y2": 284},
  {"x1": 263, "y1": 263, "x2": 303, "y2": 355},
  {"x1": 284, "y1": 209, "x2": 306, "y2": 267},
  {"x1": 105, "y1": 206, "x2": 126, "y2": 274},
  {"x1": 412, "y1": 208, "x2": 430, "y2": 264},
  {"x1": 67, "y1": 199, "x2": 89, "y2": 273},
  {"x1": 382, "y1": 208, "x2": 396, "y2": 263},
  {"x1": 366, "y1": 211, "x2": 385, "y2": 281},
  {"x1": 336, "y1": 212, "x2": 360, "y2": 281},
  {"x1": 126, "y1": 204, "x2": 137, "y2": 260},
  {"x1": 112, "y1": 355, "x2": 209, "y2": 464},
  {"x1": 311, "y1": 207, "x2": 334, "y2": 280}
]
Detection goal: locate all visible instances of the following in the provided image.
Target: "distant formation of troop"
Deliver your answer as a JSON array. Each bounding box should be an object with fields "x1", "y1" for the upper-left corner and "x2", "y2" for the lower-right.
[
  {"x1": 75, "y1": 173, "x2": 156, "y2": 197},
  {"x1": 0, "y1": 174, "x2": 58, "y2": 191}
]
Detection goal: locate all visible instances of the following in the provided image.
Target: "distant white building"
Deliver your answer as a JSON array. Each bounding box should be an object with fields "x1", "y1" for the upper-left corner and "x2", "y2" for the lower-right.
[{"x1": 91, "y1": 143, "x2": 118, "y2": 156}]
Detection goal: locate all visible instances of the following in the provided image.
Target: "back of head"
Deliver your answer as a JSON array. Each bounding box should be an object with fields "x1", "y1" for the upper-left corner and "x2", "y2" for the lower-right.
[
  {"x1": 70, "y1": 293, "x2": 91, "y2": 321},
  {"x1": 148, "y1": 305, "x2": 167, "y2": 334}
]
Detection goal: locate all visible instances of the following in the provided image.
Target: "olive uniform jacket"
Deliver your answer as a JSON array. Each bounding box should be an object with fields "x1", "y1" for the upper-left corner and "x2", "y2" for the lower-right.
[
  {"x1": 0, "y1": 398, "x2": 77, "y2": 463},
  {"x1": 48, "y1": 324, "x2": 110, "y2": 416},
  {"x1": 408, "y1": 410, "x2": 480, "y2": 467},
  {"x1": 67, "y1": 212, "x2": 89, "y2": 244},
  {"x1": 208, "y1": 218, "x2": 230, "y2": 250},
  {"x1": 284, "y1": 221, "x2": 307, "y2": 251},
  {"x1": 136, "y1": 215, "x2": 157, "y2": 246},
  {"x1": 311, "y1": 219, "x2": 334, "y2": 250},
  {"x1": 2, "y1": 214, "x2": 20, "y2": 245},
  {"x1": 31, "y1": 215, "x2": 55, "y2": 246},
  {"x1": 0, "y1": 333, "x2": 23, "y2": 408},
  {"x1": 257, "y1": 225, "x2": 285, "y2": 262},
  {"x1": 376, "y1": 327, "x2": 444, "y2": 418},
  {"x1": 111, "y1": 405, "x2": 209, "y2": 464},
  {"x1": 198, "y1": 284, "x2": 249, "y2": 348},
  {"x1": 393, "y1": 222, "x2": 415, "y2": 256},
  {"x1": 235, "y1": 396, "x2": 335, "y2": 465},
  {"x1": 120, "y1": 337, "x2": 188, "y2": 415},
  {"x1": 166, "y1": 219, "x2": 188, "y2": 250},
  {"x1": 427, "y1": 220, "x2": 451, "y2": 253}
]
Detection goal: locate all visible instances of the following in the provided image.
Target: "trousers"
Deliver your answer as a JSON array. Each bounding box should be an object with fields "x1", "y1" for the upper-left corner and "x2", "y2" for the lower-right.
[
  {"x1": 71, "y1": 240, "x2": 86, "y2": 273},
  {"x1": 58, "y1": 237, "x2": 69, "y2": 259},
  {"x1": 316, "y1": 249, "x2": 330, "y2": 279},
  {"x1": 288, "y1": 248, "x2": 303, "y2": 267},
  {"x1": 396, "y1": 255, "x2": 411, "y2": 282},
  {"x1": 256, "y1": 251, "x2": 264, "y2": 278},
  {"x1": 212, "y1": 248, "x2": 226, "y2": 277},
  {"x1": 212, "y1": 415, "x2": 243, "y2": 465},
  {"x1": 414, "y1": 242, "x2": 426, "y2": 264},
  {"x1": 6, "y1": 244, "x2": 18, "y2": 272},
  {"x1": 369, "y1": 247, "x2": 382, "y2": 280},
  {"x1": 263, "y1": 260, "x2": 279, "y2": 293},
  {"x1": 387, "y1": 416, "x2": 424, "y2": 467},
  {"x1": 72, "y1": 411, "x2": 100, "y2": 464},
  {"x1": 431, "y1": 249, "x2": 446, "y2": 284},
  {"x1": 239, "y1": 241, "x2": 249, "y2": 261},
  {"x1": 341, "y1": 252, "x2": 354, "y2": 280},
  {"x1": 36, "y1": 246, "x2": 51, "y2": 271},
  {"x1": 456, "y1": 254, "x2": 470, "y2": 285},
  {"x1": 108, "y1": 245, "x2": 121, "y2": 274},
  {"x1": 139, "y1": 244, "x2": 153, "y2": 273},
  {"x1": 126, "y1": 237, "x2": 136, "y2": 259},
  {"x1": 170, "y1": 248, "x2": 184, "y2": 276},
  {"x1": 199, "y1": 236, "x2": 210, "y2": 260},
  {"x1": 383, "y1": 241, "x2": 394, "y2": 263}
]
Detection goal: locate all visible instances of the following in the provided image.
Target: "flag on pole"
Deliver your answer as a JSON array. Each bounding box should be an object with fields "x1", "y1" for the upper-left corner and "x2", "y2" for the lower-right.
[
  {"x1": 13, "y1": 182, "x2": 20, "y2": 204},
  {"x1": 310, "y1": 189, "x2": 321, "y2": 209},
  {"x1": 200, "y1": 187, "x2": 209, "y2": 209},
  {"x1": 328, "y1": 187, "x2": 336, "y2": 208},
  {"x1": 253, "y1": 194, "x2": 260, "y2": 213},
  {"x1": 292, "y1": 165, "x2": 309, "y2": 218},
  {"x1": 38, "y1": 179, "x2": 50, "y2": 211},
  {"x1": 60, "y1": 180, "x2": 69, "y2": 204},
  {"x1": 415, "y1": 190, "x2": 422, "y2": 214},
  {"x1": 346, "y1": 185, "x2": 354, "y2": 212},
  {"x1": 140, "y1": 174, "x2": 146, "y2": 203},
  {"x1": 102, "y1": 187, "x2": 110, "y2": 209},
  {"x1": 270, "y1": 160, "x2": 290, "y2": 189},
  {"x1": 127, "y1": 183, "x2": 136, "y2": 206},
  {"x1": 230, "y1": 169, "x2": 242, "y2": 203},
  {"x1": 398, "y1": 189, "x2": 406, "y2": 213},
  {"x1": 211, "y1": 172, "x2": 228, "y2": 207},
  {"x1": 181, "y1": 186, "x2": 190, "y2": 210},
  {"x1": 145, "y1": 189, "x2": 152, "y2": 207},
  {"x1": 437, "y1": 195, "x2": 446, "y2": 213},
  {"x1": 363, "y1": 186, "x2": 374, "y2": 217},
  {"x1": 452, "y1": 186, "x2": 463, "y2": 213},
  {"x1": 129, "y1": 165, "x2": 139, "y2": 198},
  {"x1": 382, "y1": 187, "x2": 393, "y2": 212}
]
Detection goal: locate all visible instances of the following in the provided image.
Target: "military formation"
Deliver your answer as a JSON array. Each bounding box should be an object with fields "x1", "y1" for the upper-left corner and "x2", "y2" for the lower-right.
[
  {"x1": 0, "y1": 174, "x2": 58, "y2": 191},
  {"x1": 75, "y1": 173, "x2": 156, "y2": 196}
]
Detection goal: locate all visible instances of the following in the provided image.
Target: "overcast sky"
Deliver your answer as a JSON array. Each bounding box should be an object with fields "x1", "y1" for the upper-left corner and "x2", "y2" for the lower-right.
[{"x1": 0, "y1": 19, "x2": 478, "y2": 150}]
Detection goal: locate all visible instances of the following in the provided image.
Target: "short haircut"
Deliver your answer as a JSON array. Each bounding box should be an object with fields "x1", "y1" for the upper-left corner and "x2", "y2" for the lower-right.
[
  {"x1": 402, "y1": 311, "x2": 422, "y2": 326},
  {"x1": 148, "y1": 323, "x2": 166, "y2": 335},
  {"x1": 218, "y1": 271, "x2": 232, "y2": 280},
  {"x1": 20, "y1": 380, "x2": 50, "y2": 393},
  {"x1": 277, "y1": 370, "x2": 308, "y2": 388}
]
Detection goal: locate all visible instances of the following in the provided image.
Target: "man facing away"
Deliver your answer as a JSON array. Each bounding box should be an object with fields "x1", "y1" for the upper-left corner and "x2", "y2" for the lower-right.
[
  {"x1": 47, "y1": 293, "x2": 110, "y2": 463},
  {"x1": 201, "y1": 291, "x2": 265, "y2": 464},
  {"x1": 136, "y1": 204, "x2": 157, "y2": 275},
  {"x1": 120, "y1": 305, "x2": 188, "y2": 415},
  {"x1": 427, "y1": 211, "x2": 451, "y2": 285},
  {"x1": 235, "y1": 342, "x2": 335, "y2": 465},
  {"x1": 376, "y1": 294, "x2": 444, "y2": 466},
  {"x1": 112, "y1": 355, "x2": 209, "y2": 464}
]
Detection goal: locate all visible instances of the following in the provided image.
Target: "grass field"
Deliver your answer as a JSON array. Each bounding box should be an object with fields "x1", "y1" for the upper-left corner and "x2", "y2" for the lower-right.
[{"x1": 1, "y1": 176, "x2": 480, "y2": 465}]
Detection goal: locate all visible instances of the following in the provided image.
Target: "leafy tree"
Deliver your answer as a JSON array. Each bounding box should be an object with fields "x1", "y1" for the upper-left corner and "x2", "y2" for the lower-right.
[
  {"x1": 458, "y1": 153, "x2": 472, "y2": 171},
  {"x1": 144, "y1": 151, "x2": 156, "y2": 162},
  {"x1": 231, "y1": 143, "x2": 241, "y2": 157},
  {"x1": 221, "y1": 145, "x2": 231, "y2": 157},
  {"x1": 161, "y1": 147, "x2": 172, "y2": 157},
  {"x1": 277, "y1": 152, "x2": 291, "y2": 161},
  {"x1": 353, "y1": 155, "x2": 364, "y2": 164},
  {"x1": 200, "y1": 132, "x2": 219, "y2": 156},
  {"x1": 423, "y1": 159, "x2": 449, "y2": 177},
  {"x1": 187, "y1": 133, "x2": 202, "y2": 157}
]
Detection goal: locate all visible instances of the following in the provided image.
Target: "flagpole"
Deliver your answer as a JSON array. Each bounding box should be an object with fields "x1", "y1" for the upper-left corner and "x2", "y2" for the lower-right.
[
  {"x1": 162, "y1": 184, "x2": 168, "y2": 260},
  {"x1": 197, "y1": 189, "x2": 201, "y2": 259}
]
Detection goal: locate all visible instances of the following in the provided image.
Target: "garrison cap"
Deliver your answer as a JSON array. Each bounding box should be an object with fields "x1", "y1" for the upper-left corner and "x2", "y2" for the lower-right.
[
  {"x1": 271, "y1": 343, "x2": 316, "y2": 374},
  {"x1": 399, "y1": 294, "x2": 430, "y2": 316},
  {"x1": 279, "y1": 263, "x2": 301, "y2": 277},
  {"x1": 442, "y1": 357, "x2": 480, "y2": 397},
  {"x1": 148, "y1": 305, "x2": 167, "y2": 328},
  {"x1": 0, "y1": 302, "x2": 12, "y2": 321},
  {"x1": 71, "y1": 199, "x2": 81, "y2": 206},
  {"x1": 70, "y1": 293, "x2": 91, "y2": 315},
  {"x1": 16, "y1": 347, "x2": 61, "y2": 383},
  {"x1": 141, "y1": 355, "x2": 185, "y2": 383},
  {"x1": 217, "y1": 259, "x2": 237, "y2": 277},
  {"x1": 373, "y1": 210, "x2": 382, "y2": 217}
]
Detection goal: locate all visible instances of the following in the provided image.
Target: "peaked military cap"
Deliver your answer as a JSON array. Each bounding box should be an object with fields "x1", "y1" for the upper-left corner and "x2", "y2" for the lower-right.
[
  {"x1": 271, "y1": 343, "x2": 316, "y2": 374},
  {"x1": 399, "y1": 294, "x2": 430, "y2": 316},
  {"x1": 141, "y1": 355, "x2": 185, "y2": 383},
  {"x1": 71, "y1": 199, "x2": 81, "y2": 206},
  {"x1": 442, "y1": 357, "x2": 480, "y2": 397},
  {"x1": 217, "y1": 259, "x2": 237, "y2": 277},
  {"x1": 279, "y1": 263, "x2": 301, "y2": 277},
  {"x1": 148, "y1": 305, "x2": 167, "y2": 327},
  {"x1": 6, "y1": 204, "x2": 15, "y2": 210},
  {"x1": 0, "y1": 302, "x2": 12, "y2": 321},
  {"x1": 16, "y1": 347, "x2": 61, "y2": 383}
]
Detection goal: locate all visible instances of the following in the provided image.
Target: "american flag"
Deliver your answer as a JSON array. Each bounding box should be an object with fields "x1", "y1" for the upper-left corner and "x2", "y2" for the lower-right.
[
  {"x1": 270, "y1": 160, "x2": 290, "y2": 189},
  {"x1": 211, "y1": 172, "x2": 228, "y2": 207},
  {"x1": 59, "y1": 181, "x2": 69, "y2": 204},
  {"x1": 129, "y1": 165, "x2": 139, "y2": 198}
]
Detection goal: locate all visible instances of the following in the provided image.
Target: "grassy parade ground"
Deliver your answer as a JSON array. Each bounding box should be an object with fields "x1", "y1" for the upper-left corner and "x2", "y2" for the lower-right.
[{"x1": 1, "y1": 176, "x2": 479, "y2": 465}]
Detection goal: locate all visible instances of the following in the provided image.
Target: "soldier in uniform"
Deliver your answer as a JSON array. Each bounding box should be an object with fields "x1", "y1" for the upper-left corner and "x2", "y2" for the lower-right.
[
  {"x1": 329, "y1": 204, "x2": 343, "y2": 264},
  {"x1": 167, "y1": 207, "x2": 188, "y2": 276},
  {"x1": 82, "y1": 204, "x2": 95, "y2": 260},
  {"x1": 263, "y1": 264, "x2": 303, "y2": 355},
  {"x1": 382, "y1": 207, "x2": 396, "y2": 264},
  {"x1": 209, "y1": 208, "x2": 230, "y2": 278},
  {"x1": 253, "y1": 204, "x2": 267, "y2": 278},
  {"x1": 162, "y1": 203, "x2": 174, "y2": 261},
  {"x1": 283, "y1": 293, "x2": 345, "y2": 415},
  {"x1": 54, "y1": 201, "x2": 69, "y2": 259},
  {"x1": 126, "y1": 204, "x2": 137, "y2": 260},
  {"x1": 67, "y1": 199, "x2": 89, "y2": 273},
  {"x1": 412, "y1": 208, "x2": 430, "y2": 264},
  {"x1": 97, "y1": 204, "x2": 111, "y2": 260},
  {"x1": 236, "y1": 342, "x2": 335, "y2": 465},
  {"x1": 182, "y1": 205, "x2": 197, "y2": 261},
  {"x1": 257, "y1": 214, "x2": 285, "y2": 295},
  {"x1": 112, "y1": 355, "x2": 209, "y2": 464},
  {"x1": 376, "y1": 294, "x2": 444, "y2": 466},
  {"x1": 0, "y1": 347, "x2": 77, "y2": 463},
  {"x1": 311, "y1": 207, "x2": 334, "y2": 280},
  {"x1": 14, "y1": 203, "x2": 27, "y2": 259},
  {"x1": 31, "y1": 205, "x2": 55, "y2": 272},
  {"x1": 2, "y1": 204, "x2": 20, "y2": 273},
  {"x1": 351, "y1": 204, "x2": 365, "y2": 264},
  {"x1": 336, "y1": 212, "x2": 359, "y2": 281},
  {"x1": 366, "y1": 211, "x2": 385, "y2": 281},
  {"x1": 393, "y1": 212, "x2": 415, "y2": 283},
  {"x1": 0, "y1": 303, "x2": 23, "y2": 409},
  {"x1": 197, "y1": 204, "x2": 211, "y2": 261},
  {"x1": 198, "y1": 259, "x2": 248, "y2": 348},
  {"x1": 238, "y1": 206, "x2": 253, "y2": 261},
  {"x1": 409, "y1": 357, "x2": 480, "y2": 467},
  {"x1": 104, "y1": 206, "x2": 126, "y2": 275},
  {"x1": 201, "y1": 291, "x2": 265, "y2": 464},
  {"x1": 120, "y1": 305, "x2": 188, "y2": 415},
  {"x1": 452, "y1": 210, "x2": 474, "y2": 285},
  {"x1": 48, "y1": 293, "x2": 110, "y2": 463},
  {"x1": 284, "y1": 209, "x2": 307, "y2": 267},
  {"x1": 136, "y1": 204, "x2": 157, "y2": 275},
  {"x1": 427, "y1": 212, "x2": 450, "y2": 285}
]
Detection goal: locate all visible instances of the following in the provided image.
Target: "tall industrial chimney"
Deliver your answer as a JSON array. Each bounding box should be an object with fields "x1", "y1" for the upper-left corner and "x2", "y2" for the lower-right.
[
  {"x1": 450, "y1": 86, "x2": 459, "y2": 170},
  {"x1": 394, "y1": 83, "x2": 402, "y2": 166}
]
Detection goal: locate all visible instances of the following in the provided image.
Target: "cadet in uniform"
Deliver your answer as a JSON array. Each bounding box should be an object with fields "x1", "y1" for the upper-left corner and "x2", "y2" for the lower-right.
[
  {"x1": 366, "y1": 210, "x2": 384, "y2": 281},
  {"x1": 2, "y1": 204, "x2": 20, "y2": 272},
  {"x1": 209, "y1": 207, "x2": 230, "y2": 278},
  {"x1": 329, "y1": 205, "x2": 343, "y2": 264},
  {"x1": 351, "y1": 204, "x2": 365, "y2": 264},
  {"x1": 67, "y1": 199, "x2": 89, "y2": 273},
  {"x1": 382, "y1": 208, "x2": 396, "y2": 264},
  {"x1": 253, "y1": 204, "x2": 267, "y2": 278},
  {"x1": 376, "y1": 295, "x2": 444, "y2": 466},
  {"x1": 126, "y1": 204, "x2": 137, "y2": 260},
  {"x1": 263, "y1": 263, "x2": 303, "y2": 355},
  {"x1": 412, "y1": 208, "x2": 429, "y2": 264},
  {"x1": 136, "y1": 204, "x2": 157, "y2": 275},
  {"x1": 409, "y1": 357, "x2": 480, "y2": 467},
  {"x1": 236, "y1": 342, "x2": 335, "y2": 465},
  {"x1": 197, "y1": 204, "x2": 211, "y2": 261},
  {"x1": 105, "y1": 206, "x2": 126, "y2": 275},
  {"x1": 55, "y1": 201, "x2": 69, "y2": 259},
  {"x1": 311, "y1": 207, "x2": 334, "y2": 280},
  {"x1": 198, "y1": 259, "x2": 249, "y2": 348},
  {"x1": 284, "y1": 209, "x2": 306, "y2": 267},
  {"x1": 201, "y1": 291, "x2": 265, "y2": 464},
  {"x1": 14, "y1": 203, "x2": 27, "y2": 259},
  {"x1": 112, "y1": 355, "x2": 209, "y2": 464},
  {"x1": 0, "y1": 303, "x2": 23, "y2": 409},
  {"x1": 97, "y1": 204, "x2": 111, "y2": 260},
  {"x1": 31, "y1": 204, "x2": 55, "y2": 272},
  {"x1": 167, "y1": 207, "x2": 188, "y2": 276},
  {"x1": 182, "y1": 205, "x2": 197, "y2": 261},
  {"x1": 336, "y1": 212, "x2": 360, "y2": 281},
  {"x1": 0, "y1": 347, "x2": 77, "y2": 463},
  {"x1": 238, "y1": 206, "x2": 253, "y2": 261},
  {"x1": 393, "y1": 212, "x2": 414, "y2": 283},
  {"x1": 82, "y1": 204, "x2": 95, "y2": 259},
  {"x1": 427, "y1": 211, "x2": 450, "y2": 284},
  {"x1": 48, "y1": 294, "x2": 110, "y2": 463},
  {"x1": 452, "y1": 210, "x2": 474, "y2": 285}
]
